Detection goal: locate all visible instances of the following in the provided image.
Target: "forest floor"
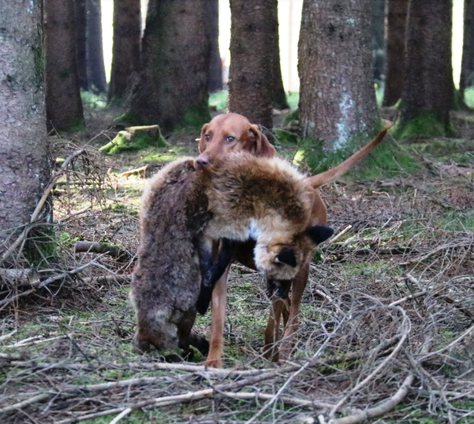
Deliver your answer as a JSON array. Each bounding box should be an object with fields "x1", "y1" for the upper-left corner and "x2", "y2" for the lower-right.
[{"x1": 1, "y1": 97, "x2": 474, "y2": 424}]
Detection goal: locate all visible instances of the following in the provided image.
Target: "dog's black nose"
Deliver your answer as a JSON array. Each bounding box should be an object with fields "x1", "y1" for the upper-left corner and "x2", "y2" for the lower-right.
[{"x1": 196, "y1": 155, "x2": 209, "y2": 168}]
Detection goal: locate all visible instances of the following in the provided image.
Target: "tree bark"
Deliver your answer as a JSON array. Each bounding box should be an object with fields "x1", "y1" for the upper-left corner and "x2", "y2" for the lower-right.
[
  {"x1": 45, "y1": 0, "x2": 85, "y2": 132},
  {"x1": 87, "y1": 0, "x2": 107, "y2": 93},
  {"x1": 228, "y1": 0, "x2": 274, "y2": 130},
  {"x1": 397, "y1": 0, "x2": 453, "y2": 136},
  {"x1": 130, "y1": 0, "x2": 210, "y2": 132},
  {"x1": 370, "y1": 0, "x2": 386, "y2": 82},
  {"x1": 269, "y1": 0, "x2": 289, "y2": 110},
  {"x1": 298, "y1": 0, "x2": 379, "y2": 150},
  {"x1": 0, "y1": 0, "x2": 50, "y2": 257},
  {"x1": 383, "y1": 0, "x2": 408, "y2": 106},
  {"x1": 74, "y1": 0, "x2": 88, "y2": 90},
  {"x1": 108, "y1": 0, "x2": 141, "y2": 103},
  {"x1": 460, "y1": 0, "x2": 474, "y2": 98},
  {"x1": 207, "y1": 0, "x2": 223, "y2": 92}
]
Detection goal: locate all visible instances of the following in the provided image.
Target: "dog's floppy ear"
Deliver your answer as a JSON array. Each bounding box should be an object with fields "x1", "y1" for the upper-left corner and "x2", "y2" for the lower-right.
[
  {"x1": 250, "y1": 124, "x2": 276, "y2": 158},
  {"x1": 274, "y1": 247, "x2": 297, "y2": 267},
  {"x1": 305, "y1": 225, "x2": 334, "y2": 245}
]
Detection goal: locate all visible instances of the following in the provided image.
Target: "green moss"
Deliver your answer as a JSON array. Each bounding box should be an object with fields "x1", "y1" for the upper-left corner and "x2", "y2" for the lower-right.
[
  {"x1": 24, "y1": 225, "x2": 58, "y2": 267},
  {"x1": 177, "y1": 104, "x2": 211, "y2": 131},
  {"x1": 63, "y1": 117, "x2": 86, "y2": 134},
  {"x1": 100, "y1": 126, "x2": 168, "y2": 155},
  {"x1": 295, "y1": 127, "x2": 419, "y2": 181},
  {"x1": 114, "y1": 110, "x2": 144, "y2": 127},
  {"x1": 392, "y1": 110, "x2": 456, "y2": 140}
]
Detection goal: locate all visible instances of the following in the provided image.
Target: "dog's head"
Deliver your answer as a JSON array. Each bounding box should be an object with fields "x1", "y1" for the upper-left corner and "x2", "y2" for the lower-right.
[
  {"x1": 196, "y1": 113, "x2": 276, "y2": 168},
  {"x1": 253, "y1": 224, "x2": 333, "y2": 281}
]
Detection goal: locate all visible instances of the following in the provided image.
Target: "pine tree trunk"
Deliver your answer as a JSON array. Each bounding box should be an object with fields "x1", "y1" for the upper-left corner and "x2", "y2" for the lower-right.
[
  {"x1": 74, "y1": 0, "x2": 88, "y2": 90},
  {"x1": 383, "y1": 0, "x2": 408, "y2": 106},
  {"x1": 207, "y1": 0, "x2": 223, "y2": 92},
  {"x1": 87, "y1": 0, "x2": 107, "y2": 93},
  {"x1": 0, "y1": 0, "x2": 50, "y2": 257},
  {"x1": 298, "y1": 0, "x2": 379, "y2": 150},
  {"x1": 45, "y1": 0, "x2": 85, "y2": 132},
  {"x1": 130, "y1": 0, "x2": 210, "y2": 131},
  {"x1": 108, "y1": 0, "x2": 141, "y2": 103},
  {"x1": 269, "y1": 0, "x2": 289, "y2": 110},
  {"x1": 460, "y1": 0, "x2": 474, "y2": 98},
  {"x1": 370, "y1": 0, "x2": 385, "y2": 82},
  {"x1": 228, "y1": 0, "x2": 273, "y2": 129},
  {"x1": 397, "y1": 0, "x2": 453, "y2": 137}
]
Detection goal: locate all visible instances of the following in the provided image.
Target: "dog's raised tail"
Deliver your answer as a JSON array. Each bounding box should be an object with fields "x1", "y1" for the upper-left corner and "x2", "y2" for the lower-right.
[{"x1": 306, "y1": 122, "x2": 392, "y2": 189}]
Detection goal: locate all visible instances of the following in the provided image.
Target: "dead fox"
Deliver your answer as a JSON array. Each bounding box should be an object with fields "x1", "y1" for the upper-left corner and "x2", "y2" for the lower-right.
[{"x1": 130, "y1": 152, "x2": 333, "y2": 357}]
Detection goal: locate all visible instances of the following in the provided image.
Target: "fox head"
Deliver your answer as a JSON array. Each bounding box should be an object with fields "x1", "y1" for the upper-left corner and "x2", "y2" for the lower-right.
[{"x1": 253, "y1": 224, "x2": 333, "y2": 281}]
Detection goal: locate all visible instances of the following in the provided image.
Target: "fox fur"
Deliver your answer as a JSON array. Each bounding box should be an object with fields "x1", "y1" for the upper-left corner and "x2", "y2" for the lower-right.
[{"x1": 130, "y1": 152, "x2": 333, "y2": 356}]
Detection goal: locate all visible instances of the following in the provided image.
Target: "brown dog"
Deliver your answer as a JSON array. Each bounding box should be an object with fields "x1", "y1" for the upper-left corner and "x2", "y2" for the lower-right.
[
  {"x1": 130, "y1": 153, "x2": 333, "y2": 359},
  {"x1": 196, "y1": 113, "x2": 390, "y2": 367}
]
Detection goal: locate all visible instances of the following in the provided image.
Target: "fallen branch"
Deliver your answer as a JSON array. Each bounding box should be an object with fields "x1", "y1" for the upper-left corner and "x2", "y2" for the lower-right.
[
  {"x1": 119, "y1": 165, "x2": 148, "y2": 178},
  {"x1": 0, "y1": 268, "x2": 40, "y2": 287},
  {"x1": 326, "y1": 373, "x2": 415, "y2": 424},
  {"x1": 74, "y1": 241, "x2": 130, "y2": 261}
]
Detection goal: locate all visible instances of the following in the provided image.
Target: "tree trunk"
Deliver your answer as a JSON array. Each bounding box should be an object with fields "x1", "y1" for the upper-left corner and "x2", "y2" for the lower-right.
[
  {"x1": 298, "y1": 0, "x2": 379, "y2": 150},
  {"x1": 269, "y1": 0, "x2": 289, "y2": 110},
  {"x1": 108, "y1": 0, "x2": 141, "y2": 103},
  {"x1": 383, "y1": 0, "x2": 408, "y2": 106},
  {"x1": 45, "y1": 0, "x2": 85, "y2": 132},
  {"x1": 370, "y1": 0, "x2": 385, "y2": 83},
  {"x1": 74, "y1": 0, "x2": 88, "y2": 90},
  {"x1": 207, "y1": 0, "x2": 223, "y2": 92},
  {"x1": 0, "y1": 0, "x2": 50, "y2": 258},
  {"x1": 228, "y1": 0, "x2": 274, "y2": 130},
  {"x1": 87, "y1": 0, "x2": 107, "y2": 93},
  {"x1": 129, "y1": 0, "x2": 210, "y2": 132},
  {"x1": 460, "y1": 0, "x2": 474, "y2": 98},
  {"x1": 396, "y1": 0, "x2": 453, "y2": 138}
]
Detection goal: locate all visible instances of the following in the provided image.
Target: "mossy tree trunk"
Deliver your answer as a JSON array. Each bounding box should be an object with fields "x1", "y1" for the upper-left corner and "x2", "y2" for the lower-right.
[
  {"x1": 395, "y1": 0, "x2": 454, "y2": 138},
  {"x1": 383, "y1": 0, "x2": 408, "y2": 106},
  {"x1": 129, "y1": 0, "x2": 211, "y2": 132},
  {"x1": 0, "y1": 0, "x2": 51, "y2": 259},
  {"x1": 228, "y1": 0, "x2": 274, "y2": 129},
  {"x1": 207, "y1": 0, "x2": 223, "y2": 93},
  {"x1": 87, "y1": 0, "x2": 107, "y2": 94},
  {"x1": 460, "y1": 0, "x2": 474, "y2": 99},
  {"x1": 108, "y1": 0, "x2": 141, "y2": 103},
  {"x1": 298, "y1": 0, "x2": 379, "y2": 150},
  {"x1": 45, "y1": 0, "x2": 85, "y2": 133}
]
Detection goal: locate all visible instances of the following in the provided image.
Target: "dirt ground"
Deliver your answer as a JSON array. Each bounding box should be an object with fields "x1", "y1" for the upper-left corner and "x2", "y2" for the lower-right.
[{"x1": 0, "y1": 104, "x2": 473, "y2": 424}]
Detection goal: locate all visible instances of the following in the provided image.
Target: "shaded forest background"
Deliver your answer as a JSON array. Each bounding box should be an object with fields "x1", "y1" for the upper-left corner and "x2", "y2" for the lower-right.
[{"x1": 1, "y1": 0, "x2": 474, "y2": 423}]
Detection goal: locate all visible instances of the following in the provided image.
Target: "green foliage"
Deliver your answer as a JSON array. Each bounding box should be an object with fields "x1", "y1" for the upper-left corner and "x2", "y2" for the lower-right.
[
  {"x1": 286, "y1": 92, "x2": 299, "y2": 110},
  {"x1": 464, "y1": 87, "x2": 474, "y2": 108},
  {"x1": 273, "y1": 128, "x2": 298, "y2": 145},
  {"x1": 392, "y1": 110, "x2": 456, "y2": 140},
  {"x1": 209, "y1": 90, "x2": 228, "y2": 112},
  {"x1": 62, "y1": 116, "x2": 86, "y2": 134},
  {"x1": 81, "y1": 90, "x2": 107, "y2": 109},
  {"x1": 440, "y1": 210, "x2": 474, "y2": 231}
]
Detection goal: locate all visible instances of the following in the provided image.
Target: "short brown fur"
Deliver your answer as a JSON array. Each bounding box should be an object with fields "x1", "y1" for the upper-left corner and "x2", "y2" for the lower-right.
[
  {"x1": 197, "y1": 113, "x2": 391, "y2": 366},
  {"x1": 130, "y1": 153, "x2": 331, "y2": 357}
]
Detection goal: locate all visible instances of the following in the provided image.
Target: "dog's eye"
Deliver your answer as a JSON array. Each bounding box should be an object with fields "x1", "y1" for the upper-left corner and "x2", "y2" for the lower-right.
[
  {"x1": 226, "y1": 136, "x2": 235, "y2": 143},
  {"x1": 204, "y1": 134, "x2": 210, "y2": 142}
]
